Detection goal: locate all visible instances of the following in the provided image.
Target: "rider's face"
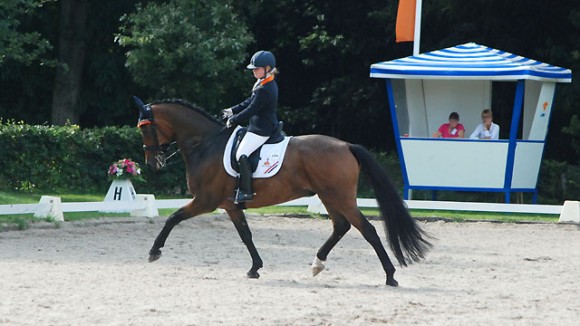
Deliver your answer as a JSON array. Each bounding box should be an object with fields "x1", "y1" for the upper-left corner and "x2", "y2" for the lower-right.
[{"x1": 252, "y1": 67, "x2": 266, "y2": 79}]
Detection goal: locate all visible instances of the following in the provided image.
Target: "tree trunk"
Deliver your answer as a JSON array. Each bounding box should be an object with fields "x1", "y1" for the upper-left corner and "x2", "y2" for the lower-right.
[{"x1": 51, "y1": 0, "x2": 88, "y2": 125}]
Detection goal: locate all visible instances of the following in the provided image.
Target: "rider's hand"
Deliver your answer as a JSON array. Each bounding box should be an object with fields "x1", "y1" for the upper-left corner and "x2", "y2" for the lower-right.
[
  {"x1": 222, "y1": 108, "x2": 233, "y2": 119},
  {"x1": 226, "y1": 118, "x2": 234, "y2": 128}
]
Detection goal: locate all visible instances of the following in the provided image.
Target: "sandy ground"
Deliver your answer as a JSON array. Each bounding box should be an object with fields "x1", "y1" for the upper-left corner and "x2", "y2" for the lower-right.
[{"x1": 0, "y1": 214, "x2": 579, "y2": 326}]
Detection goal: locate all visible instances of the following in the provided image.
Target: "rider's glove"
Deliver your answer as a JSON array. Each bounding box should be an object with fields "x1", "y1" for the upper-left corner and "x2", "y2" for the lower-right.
[
  {"x1": 226, "y1": 118, "x2": 235, "y2": 128},
  {"x1": 222, "y1": 108, "x2": 233, "y2": 119}
]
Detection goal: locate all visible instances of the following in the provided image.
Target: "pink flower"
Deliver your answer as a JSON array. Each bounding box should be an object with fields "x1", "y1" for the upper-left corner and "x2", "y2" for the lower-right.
[
  {"x1": 108, "y1": 164, "x2": 118, "y2": 175},
  {"x1": 108, "y1": 159, "x2": 142, "y2": 179}
]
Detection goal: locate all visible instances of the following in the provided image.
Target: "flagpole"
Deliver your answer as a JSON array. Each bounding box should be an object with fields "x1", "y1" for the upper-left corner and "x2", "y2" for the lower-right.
[{"x1": 413, "y1": 0, "x2": 422, "y2": 55}]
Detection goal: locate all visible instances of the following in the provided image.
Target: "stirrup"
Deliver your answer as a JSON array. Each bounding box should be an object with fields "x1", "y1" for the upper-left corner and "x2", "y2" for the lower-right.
[{"x1": 234, "y1": 188, "x2": 254, "y2": 204}]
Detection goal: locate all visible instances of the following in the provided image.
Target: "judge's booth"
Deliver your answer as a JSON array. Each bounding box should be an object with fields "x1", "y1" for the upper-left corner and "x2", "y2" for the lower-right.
[{"x1": 370, "y1": 43, "x2": 572, "y2": 203}]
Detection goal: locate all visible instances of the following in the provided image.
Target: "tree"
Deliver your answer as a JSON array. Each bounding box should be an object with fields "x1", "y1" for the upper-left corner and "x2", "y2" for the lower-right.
[
  {"x1": 116, "y1": 0, "x2": 253, "y2": 112},
  {"x1": 51, "y1": 0, "x2": 88, "y2": 125},
  {"x1": 0, "y1": 0, "x2": 142, "y2": 126}
]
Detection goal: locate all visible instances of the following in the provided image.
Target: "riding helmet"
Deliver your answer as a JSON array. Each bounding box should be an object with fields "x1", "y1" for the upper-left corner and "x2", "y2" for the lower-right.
[{"x1": 247, "y1": 50, "x2": 276, "y2": 70}]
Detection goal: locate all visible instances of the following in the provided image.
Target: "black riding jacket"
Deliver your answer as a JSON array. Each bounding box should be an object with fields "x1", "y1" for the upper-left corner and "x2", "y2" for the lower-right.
[{"x1": 230, "y1": 77, "x2": 279, "y2": 136}]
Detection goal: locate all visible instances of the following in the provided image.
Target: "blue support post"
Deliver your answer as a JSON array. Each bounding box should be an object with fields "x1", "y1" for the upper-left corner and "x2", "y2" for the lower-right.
[
  {"x1": 385, "y1": 79, "x2": 410, "y2": 199},
  {"x1": 503, "y1": 80, "x2": 525, "y2": 203}
]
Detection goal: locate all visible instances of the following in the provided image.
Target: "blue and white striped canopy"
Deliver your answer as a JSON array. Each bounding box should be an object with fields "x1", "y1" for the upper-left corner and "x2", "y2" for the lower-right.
[{"x1": 370, "y1": 43, "x2": 572, "y2": 83}]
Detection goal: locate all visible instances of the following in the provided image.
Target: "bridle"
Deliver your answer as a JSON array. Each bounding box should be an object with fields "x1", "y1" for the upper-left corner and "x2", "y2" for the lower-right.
[{"x1": 137, "y1": 104, "x2": 179, "y2": 168}]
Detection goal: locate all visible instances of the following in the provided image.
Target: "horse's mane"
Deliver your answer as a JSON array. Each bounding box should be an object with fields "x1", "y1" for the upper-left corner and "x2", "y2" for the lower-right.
[{"x1": 151, "y1": 98, "x2": 224, "y2": 125}]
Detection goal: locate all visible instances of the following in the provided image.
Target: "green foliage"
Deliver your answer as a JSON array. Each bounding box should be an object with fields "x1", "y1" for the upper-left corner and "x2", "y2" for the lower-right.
[
  {"x1": 116, "y1": 0, "x2": 253, "y2": 112},
  {"x1": 538, "y1": 160, "x2": 580, "y2": 204},
  {"x1": 0, "y1": 121, "x2": 187, "y2": 195},
  {"x1": 0, "y1": 0, "x2": 54, "y2": 66},
  {"x1": 562, "y1": 114, "x2": 580, "y2": 164}
]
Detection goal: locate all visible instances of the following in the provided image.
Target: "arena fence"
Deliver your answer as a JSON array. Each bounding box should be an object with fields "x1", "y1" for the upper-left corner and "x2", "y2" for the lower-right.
[{"x1": 1, "y1": 195, "x2": 578, "y2": 223}]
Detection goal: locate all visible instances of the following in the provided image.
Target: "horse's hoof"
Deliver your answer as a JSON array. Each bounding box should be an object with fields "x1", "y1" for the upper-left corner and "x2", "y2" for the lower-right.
[
  {"x1": 247, "y1": 270, "x2": 260, "y2": 279},
  {"x1": 149, "y1": 249, "x2": 162, "y2": 262},
  {"x1": 311, "y1": 256, "x2": 326, "y2": 277},
  {"x1": 386, "y1": 278, "x2": 399, "y2": 287}
]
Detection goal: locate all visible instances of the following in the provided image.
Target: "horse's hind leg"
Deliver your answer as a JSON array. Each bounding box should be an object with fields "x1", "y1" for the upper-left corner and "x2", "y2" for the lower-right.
[
  {"x1": 312, "y1": 208, "x2": 351, "y2": 276},
  {"x1": 149, "y1": 200, "x2": 213, "y2": 262},
  {"x1": 226, "y1": 209, "x2": 263, "y2": 279},
  {"x1": 323, "y1": 199, "x2": 398, "y2": 286},
  {"x1": 350, "y1": 209, "x2": 398, "y2": 286}
]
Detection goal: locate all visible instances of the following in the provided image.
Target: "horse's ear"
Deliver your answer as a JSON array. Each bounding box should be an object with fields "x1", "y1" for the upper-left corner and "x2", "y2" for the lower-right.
[{"x1": 132, "y1": 95, "x2": 148, "y2": 114}]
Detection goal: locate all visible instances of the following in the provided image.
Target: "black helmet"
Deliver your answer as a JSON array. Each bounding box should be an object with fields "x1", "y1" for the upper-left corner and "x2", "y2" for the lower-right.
[{"x1": 247, "y1": 50, "x2": 276, "y2": 70}]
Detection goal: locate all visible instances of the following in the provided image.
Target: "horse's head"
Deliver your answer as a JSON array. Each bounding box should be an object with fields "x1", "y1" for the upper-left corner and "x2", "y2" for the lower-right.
[{"x1": 134, "y1": 96, "x2": 175, "y2": 171}]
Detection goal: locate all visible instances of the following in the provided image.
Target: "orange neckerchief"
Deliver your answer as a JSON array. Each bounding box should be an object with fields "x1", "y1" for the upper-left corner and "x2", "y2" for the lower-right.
[{"x1": 260, "y1": 74, "x2": 275, "y2": 86}]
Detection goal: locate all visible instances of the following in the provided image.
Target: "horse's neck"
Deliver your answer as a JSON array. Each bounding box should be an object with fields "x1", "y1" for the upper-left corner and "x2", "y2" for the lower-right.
[
  {"x1": 157, "y1": 104, "x2": 227, "y2": 169},
  {"x1": 162, "y1": 106, "x2": 222, "y2": 145},
  {"x1": 175, "y1": 123, "x2": 221, "y2": 145},
  {"x1": 180, "y1": 126, "x2": 226, "y2": 149},
  {"x1": 179, "y1": 128, "x2": 230, "y2": 181},
  {"x1": 169, "y1": 114, "x2": 228, "y2": 159}
]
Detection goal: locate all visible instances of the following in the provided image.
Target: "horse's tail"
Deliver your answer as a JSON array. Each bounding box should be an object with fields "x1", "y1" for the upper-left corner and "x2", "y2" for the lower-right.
[{"x1": 349, "y1": 144, "x2": 432, "y2": 266}]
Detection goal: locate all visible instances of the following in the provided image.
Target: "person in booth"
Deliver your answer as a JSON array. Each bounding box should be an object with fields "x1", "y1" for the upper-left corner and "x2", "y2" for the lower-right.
[
  {"x1": 221, "y1": 50, "x2": 279, "y2": 204},
  {"x1": 432, "y1": 112, "x2": 465, "y2": 138},
  {"x1": 470, "y1": 109, "x2": 500, "y2": 140}
]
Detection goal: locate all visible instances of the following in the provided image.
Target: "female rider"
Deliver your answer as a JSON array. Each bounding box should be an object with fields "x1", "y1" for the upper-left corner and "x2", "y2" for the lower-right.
[{"x1": 222, "y1": 50, "x2": 279, "y2": 203}]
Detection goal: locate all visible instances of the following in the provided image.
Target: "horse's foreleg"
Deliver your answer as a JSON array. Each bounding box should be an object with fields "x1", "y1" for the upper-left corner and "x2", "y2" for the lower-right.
[
  {"x1": 226, "y1": 209, "x2": 263, "y2": 279},
  {"x1": 312, "y1": 209, "x2": 351, "y2": 276},
  {"x1": 149, "y1": 201, "x2": 212, "y2": 262}
]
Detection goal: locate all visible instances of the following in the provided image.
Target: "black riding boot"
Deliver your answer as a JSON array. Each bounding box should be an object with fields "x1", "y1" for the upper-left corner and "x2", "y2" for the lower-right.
[{"x1": 234, "y1": 155, "x2": 254, "y2": 203}]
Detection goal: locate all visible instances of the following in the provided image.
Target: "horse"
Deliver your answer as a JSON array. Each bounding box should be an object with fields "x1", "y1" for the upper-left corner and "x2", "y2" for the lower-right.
[{"x1": 134, "y1": 97, "x2": 431, "y2": 287}]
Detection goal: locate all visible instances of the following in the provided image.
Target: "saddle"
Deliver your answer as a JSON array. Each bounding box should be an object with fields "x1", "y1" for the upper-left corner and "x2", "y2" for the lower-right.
[{"x1": 230, "y1": 122, "x2": 285, "y2": 173}]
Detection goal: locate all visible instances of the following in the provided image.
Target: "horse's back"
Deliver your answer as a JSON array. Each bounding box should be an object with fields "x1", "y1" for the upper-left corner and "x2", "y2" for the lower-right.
[
  {"x1": 290, "y1": 134, "x2": 351, "y2": 152},
  {"x1": 284, "y1": 134, "x2": 360, "y2": 193}
]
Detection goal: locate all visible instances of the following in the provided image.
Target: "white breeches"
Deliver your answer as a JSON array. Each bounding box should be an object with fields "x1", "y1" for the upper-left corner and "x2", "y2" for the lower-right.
[{"x1": 236, "y1": 131, "x2": 269, "y2": 161}]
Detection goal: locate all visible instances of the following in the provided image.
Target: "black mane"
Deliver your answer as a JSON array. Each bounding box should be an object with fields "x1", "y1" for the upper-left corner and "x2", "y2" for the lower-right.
[{"x1": 151, "y1": 98, "x2": 224, "y2": 125}]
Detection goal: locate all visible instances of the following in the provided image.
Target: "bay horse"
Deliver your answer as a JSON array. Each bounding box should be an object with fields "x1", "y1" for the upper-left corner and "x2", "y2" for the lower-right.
[{"x1": 135, "y1": 97, "x2": 431, "y2": 287}]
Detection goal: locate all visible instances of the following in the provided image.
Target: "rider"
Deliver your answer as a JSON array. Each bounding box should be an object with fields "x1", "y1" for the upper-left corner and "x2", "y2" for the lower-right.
[{"x1": 222, "y1": 50, "x2": 279, "y2": 203}]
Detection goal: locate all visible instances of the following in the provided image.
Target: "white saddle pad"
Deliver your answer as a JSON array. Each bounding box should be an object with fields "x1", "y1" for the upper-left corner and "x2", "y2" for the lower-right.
[{"x1": 223, "y1": 126, "x2": 292, "y2": 178}]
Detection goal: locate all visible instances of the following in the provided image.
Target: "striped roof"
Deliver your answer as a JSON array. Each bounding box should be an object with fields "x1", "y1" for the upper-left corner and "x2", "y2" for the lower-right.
[{"x1": 370, "y1": 43, "x2": 572, "y2": 83}]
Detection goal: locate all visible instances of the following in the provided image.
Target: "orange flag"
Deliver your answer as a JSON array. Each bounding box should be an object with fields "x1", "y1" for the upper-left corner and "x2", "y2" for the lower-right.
[{"x1": 396, "y1": 0, "x2": 416, "y2": 43}]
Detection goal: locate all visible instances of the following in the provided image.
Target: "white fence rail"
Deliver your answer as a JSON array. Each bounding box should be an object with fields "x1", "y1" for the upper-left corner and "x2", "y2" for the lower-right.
[{"x1": 1, "y1": 194, "x2": 578, "y2": 223}]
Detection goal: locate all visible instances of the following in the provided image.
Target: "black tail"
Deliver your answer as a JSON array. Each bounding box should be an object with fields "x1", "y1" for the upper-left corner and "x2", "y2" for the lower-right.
[{"x1": 349, "y1": 144, "x2": 432, "y2": 266}]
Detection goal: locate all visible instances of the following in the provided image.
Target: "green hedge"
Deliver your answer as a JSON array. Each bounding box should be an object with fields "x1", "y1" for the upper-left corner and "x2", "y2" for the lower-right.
[
  {"x1": 0, "y1": 121, "x2": 187, "y2": 195},
  {"x1": 1, "y1": 121, "x2": 578, "y2": 203}
]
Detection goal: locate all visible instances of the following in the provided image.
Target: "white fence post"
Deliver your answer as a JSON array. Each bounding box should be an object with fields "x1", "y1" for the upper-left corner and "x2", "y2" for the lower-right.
[
  {"x1": 559, "y1": 200, "x2": 580, "y2": 224},
  {"x1": 130, "y1": 194, "x2": 159, "y2": 218},
  {"x1": 307, "y1": 195, "x2": 327, "y2": 214},
  {"x1": 33, "y1": 196, "x2": 64, "y2": 221}
]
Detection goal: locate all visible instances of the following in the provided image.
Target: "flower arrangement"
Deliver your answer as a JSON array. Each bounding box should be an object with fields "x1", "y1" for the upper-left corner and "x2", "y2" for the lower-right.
[{"x1": 107, "y1": 158, "x2": 143, "y2": 181}]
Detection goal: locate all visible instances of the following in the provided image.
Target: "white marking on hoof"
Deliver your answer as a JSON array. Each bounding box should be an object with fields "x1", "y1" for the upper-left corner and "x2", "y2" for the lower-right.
[{"x1": 311, "y1": 256, "x2": 326, "y2": 277}]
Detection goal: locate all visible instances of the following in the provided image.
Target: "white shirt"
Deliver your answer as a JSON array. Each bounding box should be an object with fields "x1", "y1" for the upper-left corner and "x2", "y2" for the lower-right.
[{"x1": 469, "y1": 122, "x2": 500, "y2": 140}]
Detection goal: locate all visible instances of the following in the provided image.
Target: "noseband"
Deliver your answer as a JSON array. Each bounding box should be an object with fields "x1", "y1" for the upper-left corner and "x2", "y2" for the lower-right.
[{"x1": 137, "y1": 106, "x2": 179, "y2": 168}]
